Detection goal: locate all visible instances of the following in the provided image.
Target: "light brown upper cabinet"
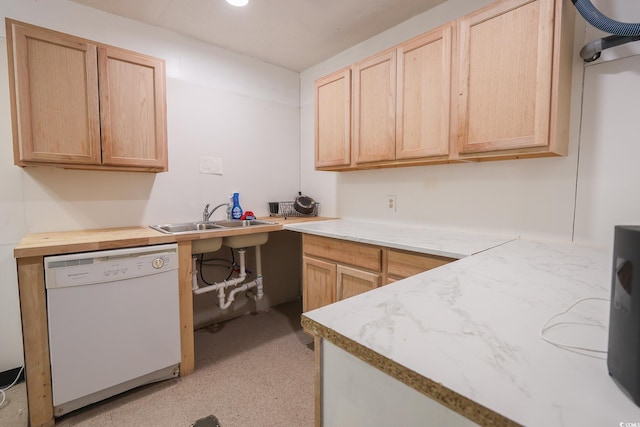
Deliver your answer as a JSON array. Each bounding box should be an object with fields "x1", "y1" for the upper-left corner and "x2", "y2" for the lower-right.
[
  {"x1": 6, "y1": 19, "x2": 168, "y2": 172},
  {"x1": 352, "y1": 49, "x2": 397, "y2": 165},
  {"x1": 454, "y1": 0, "x2": 574, "y2": 160},
  {"x1": 396, "y1": 25, "x2": 452, "y2": 161},
  {"x1": 315, "y1": 23, "x2": 453, "y2": 171},
  {"x1": 314, "y1": 0, "x2": 574, "y2": 171},
  {"x1": 315, "y1": 68, "x2": 351, "y2": 169}
]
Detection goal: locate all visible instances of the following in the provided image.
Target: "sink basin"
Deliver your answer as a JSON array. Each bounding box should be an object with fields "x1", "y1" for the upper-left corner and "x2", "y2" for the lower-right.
[
  {"x1": 212, "y1": 220, "x2": 275, "y2": 228},
  {"x1": 192, "y1": 237, "x2": 223, "y2": 254},
  {"x1": 150, "y1": 221, "x2": 224, "y2": 234},
  {"x1": 150, "y1": 219, "x2": 275, "y2": 235},
  {"x1": 216, "y1": 220, "x2": 273, "y2": 247},
  {"x1": 223, "y1": 232, "x2": 269, "y2": 248}
]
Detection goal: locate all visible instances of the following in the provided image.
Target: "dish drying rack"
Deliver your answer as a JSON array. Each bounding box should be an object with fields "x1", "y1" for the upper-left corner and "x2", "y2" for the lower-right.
[{"x1": 268, "y1": 201, "x2": 319, "y2": 218}]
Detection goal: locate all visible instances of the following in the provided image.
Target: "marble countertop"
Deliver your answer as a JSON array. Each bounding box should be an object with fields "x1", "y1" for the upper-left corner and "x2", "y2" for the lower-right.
[
  {"x1": 284, "y1": 219, "x2": 516, "y2": 259},
  {"x1": 289, "y1": 220, "x2": 640, "y2": 426}
]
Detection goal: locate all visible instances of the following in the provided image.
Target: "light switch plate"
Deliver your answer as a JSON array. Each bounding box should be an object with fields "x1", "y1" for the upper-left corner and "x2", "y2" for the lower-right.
[{"x1": 200, "y1": 157, "x2": 223, "y2": 175}]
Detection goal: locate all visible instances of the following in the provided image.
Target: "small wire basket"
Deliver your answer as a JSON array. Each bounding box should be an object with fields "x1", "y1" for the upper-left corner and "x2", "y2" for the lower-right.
[{"x1": 268, "y1": 201, "x2": 319, "y2": 218}]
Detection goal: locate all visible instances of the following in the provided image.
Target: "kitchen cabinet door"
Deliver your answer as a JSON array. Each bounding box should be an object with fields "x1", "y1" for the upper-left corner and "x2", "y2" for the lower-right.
[
  {"x1": 302, "y1": 256, "x2": 336, "y2": 313},
  {"x1": 7, "y1": 20, "x2": 102, "y2": 166},
  {"x1": 315, "y1": 68, "x2": 352, "y2": 169},
  {"x1": 6, "y1": 19, "x2": 168, "y2": 172},
  {"x1": 337, "y1": 265, "x2": 381, "y2": 301},
  {"x1": 455, "y1": 0, "x2": 573, "y2": 158},
  {"x1": 396, "y1": 24, "x2": 453, "y2": 160},
  {"x1": 353, "y1": 49, "x2": 397, "y2": 164},
  {"x1": 98, "y1": 46, "x2": 167, "y2": 169}
]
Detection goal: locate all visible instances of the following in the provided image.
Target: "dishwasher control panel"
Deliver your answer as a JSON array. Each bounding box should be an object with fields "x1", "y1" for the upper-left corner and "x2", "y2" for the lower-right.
[{"x1": 44, "y1": 244, "x2": 178, "y2": 289}]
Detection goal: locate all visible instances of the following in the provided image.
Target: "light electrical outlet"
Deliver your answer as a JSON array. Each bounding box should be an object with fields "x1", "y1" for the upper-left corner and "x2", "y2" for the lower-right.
[{"x1": 386, "y1": 195, "x2": 396, "y2": 213}]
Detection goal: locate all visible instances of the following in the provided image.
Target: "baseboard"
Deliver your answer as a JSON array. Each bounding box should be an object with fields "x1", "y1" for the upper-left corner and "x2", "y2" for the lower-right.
[{"x1": 0, "y1": 366, "x2": 25, "y2": 388}]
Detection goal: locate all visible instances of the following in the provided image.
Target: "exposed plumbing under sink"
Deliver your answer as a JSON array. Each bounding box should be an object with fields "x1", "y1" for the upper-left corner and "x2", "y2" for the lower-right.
[
  {"x1": 191, "y1": 201, "x2": 268, "y2": 309},
  {"x1": 191, "y1": 244, "x2": 265, "y2": 309}
]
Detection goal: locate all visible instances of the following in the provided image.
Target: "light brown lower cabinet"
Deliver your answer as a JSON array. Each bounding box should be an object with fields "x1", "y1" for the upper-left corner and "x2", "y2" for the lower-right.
[
  {"x1": 302, "y1": 234, "x2": 454, "y2": 312},
  {"x1": 337, "y1": 265, "x2": 381, "y2": 301},
  {"x1": 302, "y1": 256, "x2": 336, "y2": 312}
]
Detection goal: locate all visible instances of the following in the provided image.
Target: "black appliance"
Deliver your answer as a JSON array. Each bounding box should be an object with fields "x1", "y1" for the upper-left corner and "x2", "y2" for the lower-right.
[{"x1": 608, "y1": 225, "x2": 640, "y2": 406}]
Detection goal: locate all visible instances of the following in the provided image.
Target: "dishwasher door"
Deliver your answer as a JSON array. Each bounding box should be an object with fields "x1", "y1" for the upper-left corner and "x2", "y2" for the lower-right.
[{"x1": 45, "y1": 244, "x2": 181, "y2": 417}]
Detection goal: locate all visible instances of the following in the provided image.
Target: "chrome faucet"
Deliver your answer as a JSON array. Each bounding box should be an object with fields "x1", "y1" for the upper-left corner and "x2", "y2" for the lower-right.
[{"x1": 203, "y1": 202, "x2": 230, "y2": 222}]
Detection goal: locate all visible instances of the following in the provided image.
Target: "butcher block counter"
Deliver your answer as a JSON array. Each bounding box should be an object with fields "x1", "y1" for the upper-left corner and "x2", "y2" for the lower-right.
[
  {"x1": 14, "y1": 216, "x2": 325, "y2": 258},
  {"x1": 13, "y1": 216, "x2": 327, "y2": 427}
]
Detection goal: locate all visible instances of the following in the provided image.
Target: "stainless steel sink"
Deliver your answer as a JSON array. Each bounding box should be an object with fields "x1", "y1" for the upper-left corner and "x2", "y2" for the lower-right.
[
  {"x1": 150, "y1": 219, "x2": 275, "y2": 235},
  {"x1": 150, "y1": 221, "x2": 224, "y2": 234},
  {"x1": 212, "y1": 220, "x2": 274, "y2": 228}
]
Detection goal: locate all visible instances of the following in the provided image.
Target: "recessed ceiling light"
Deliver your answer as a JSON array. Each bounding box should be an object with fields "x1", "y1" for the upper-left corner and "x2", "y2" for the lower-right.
[{"x1": 226, "y1": 0, "x2": 249, "y2": 6}]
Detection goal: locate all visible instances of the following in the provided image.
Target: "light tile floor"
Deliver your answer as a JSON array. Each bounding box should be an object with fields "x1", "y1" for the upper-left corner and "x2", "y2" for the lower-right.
[{"x1": 0, "y1": 299, "x2": 314, "y2": 427}]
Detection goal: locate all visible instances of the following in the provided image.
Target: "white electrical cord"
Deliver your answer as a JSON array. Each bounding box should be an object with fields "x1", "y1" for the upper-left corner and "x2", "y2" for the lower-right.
[
  {"x1": 539, "y1": 297, "x2": 609, "y2": 360},
  {"x1": 0, "y1": 366, "x2": 24, "y2": 409}
]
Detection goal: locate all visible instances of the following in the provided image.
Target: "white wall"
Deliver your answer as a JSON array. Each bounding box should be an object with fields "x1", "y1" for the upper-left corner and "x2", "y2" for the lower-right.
[
  {"x1": 572, "y1": 0, "x2": 640, "y2": 245},
  {"x1": 0, "y1": 37, "x2": 23, "y2": 374},
  {"x1": 0, "y1": 0, "x2": 301, "y2": 372},
  {"x1": 573, "y1": 55, "x2": 640, "y2": 245},
  {"x1": 300, "y1": 0, "x2": 640, "y2": 247}
]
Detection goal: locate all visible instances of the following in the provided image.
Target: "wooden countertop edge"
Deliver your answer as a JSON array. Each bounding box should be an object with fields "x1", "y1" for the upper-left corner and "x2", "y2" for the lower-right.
[
  {"x1": 13, "y1": 217, "x2": 334, "y2": 258},
  {"x1": 300, "y1": 315, "x2": 521, "y2": 427}
]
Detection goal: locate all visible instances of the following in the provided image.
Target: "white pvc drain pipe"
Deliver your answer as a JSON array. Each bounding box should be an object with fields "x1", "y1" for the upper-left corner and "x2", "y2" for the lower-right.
[{"x1": 192, "y1": 245, "x2": 264, "y2": 309}]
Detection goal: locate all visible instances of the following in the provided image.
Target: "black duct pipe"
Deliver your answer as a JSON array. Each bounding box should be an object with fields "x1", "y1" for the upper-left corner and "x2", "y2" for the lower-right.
[
  {"x1": 572, "y1": 0, "x2": 640, "y2": 62},
  {"x1": 580, "y1": 35, "x2": 640, "y2": 62}
]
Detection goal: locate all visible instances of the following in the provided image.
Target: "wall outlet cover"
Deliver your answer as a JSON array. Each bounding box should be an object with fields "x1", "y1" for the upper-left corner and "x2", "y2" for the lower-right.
[{"x1": 387, "y1": 195, "x2": 396, "y2": 213}]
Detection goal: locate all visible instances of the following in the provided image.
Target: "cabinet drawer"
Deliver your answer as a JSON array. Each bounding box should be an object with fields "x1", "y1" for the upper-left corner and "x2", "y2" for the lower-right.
[
  {"x1": 303, "y1": 234, "x2": 382, "y2": 272},
  {"x1": 387, "y1": 249, "x2": 453, "y2": 279}
]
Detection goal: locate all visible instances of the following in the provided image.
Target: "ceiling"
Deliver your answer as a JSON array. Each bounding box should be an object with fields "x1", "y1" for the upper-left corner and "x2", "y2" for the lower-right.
[{"x1": 70, "y1": 0, "x2": 446, "y2": 72}]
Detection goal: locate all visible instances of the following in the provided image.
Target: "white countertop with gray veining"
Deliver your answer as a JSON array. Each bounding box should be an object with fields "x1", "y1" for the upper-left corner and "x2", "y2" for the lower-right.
[
  {"x1": 286, "y1": 220, "x2": 640, "y2": 426},
  {"x1": 284, "y1": 218, "x2": 516, "y2": 258}
]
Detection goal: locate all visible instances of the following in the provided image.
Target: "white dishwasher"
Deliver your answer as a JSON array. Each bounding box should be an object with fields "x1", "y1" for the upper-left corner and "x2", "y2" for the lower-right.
[{"x1": 45, "y1": 243, "x2": 181, "y2": 417}]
